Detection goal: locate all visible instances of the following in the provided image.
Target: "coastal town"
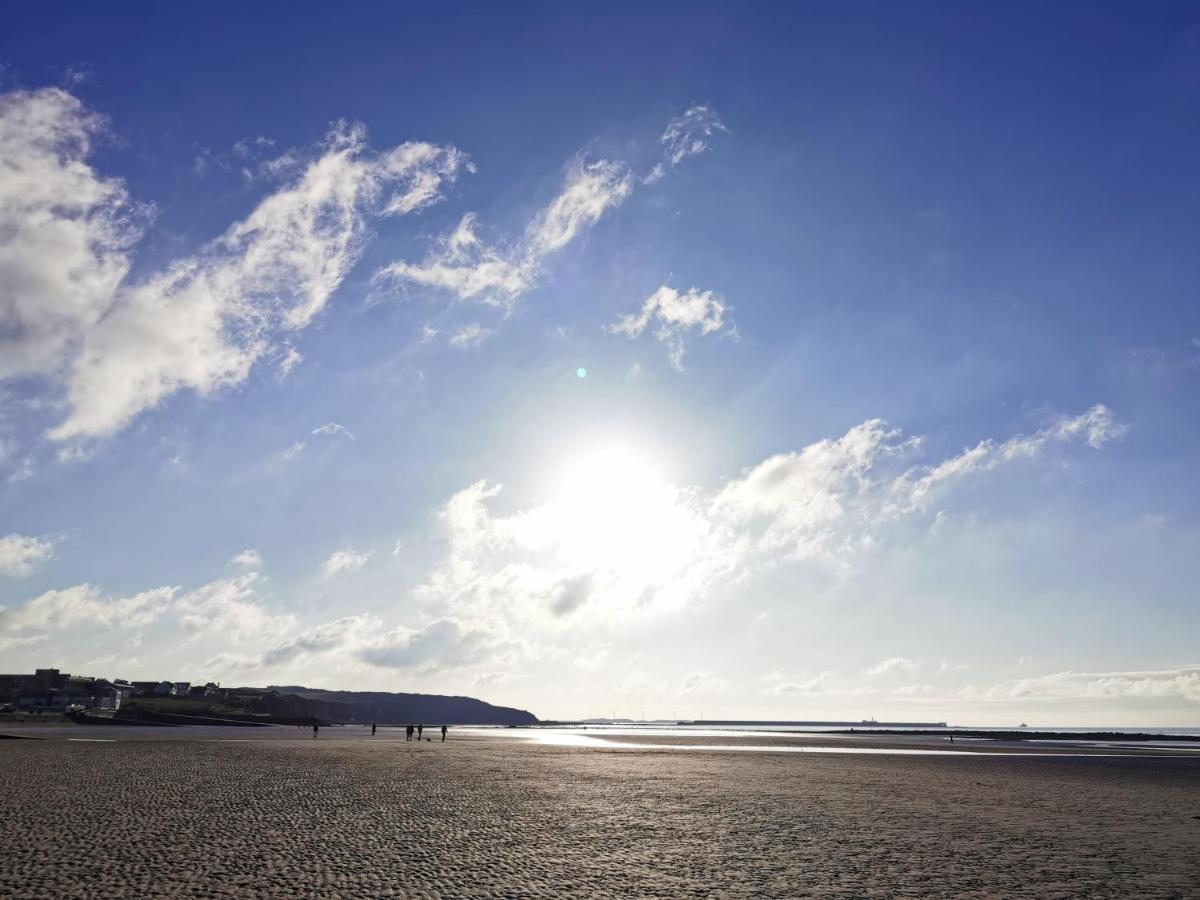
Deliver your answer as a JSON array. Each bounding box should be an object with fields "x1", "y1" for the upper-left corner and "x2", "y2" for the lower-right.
[
  {"x1": 0, "y1": 667, "x2": 537, "y2": 726},
  {"x1": 0, "y1": 667, "x2": 220, "y2": 714}
]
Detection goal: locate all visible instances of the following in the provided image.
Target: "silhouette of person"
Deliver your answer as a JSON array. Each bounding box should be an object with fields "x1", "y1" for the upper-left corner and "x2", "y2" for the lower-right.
[
  {"x1": 441, "y1": 724, "x2": 448, "y2": 742},
  {"x1": 417, "y1": 724, "x2": 424, "y2": 740},
  {"x1": 371, "y1": 723, "x2": 377, "y2": 736},
  {"x1": 312, "y1": 723, "x2": 319, "y2": 739},
  {"x1": 406, "y1": 724, "x2": 413, "y2": 741}
]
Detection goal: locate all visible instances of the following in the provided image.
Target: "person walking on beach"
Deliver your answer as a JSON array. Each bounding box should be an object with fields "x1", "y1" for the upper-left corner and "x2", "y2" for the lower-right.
[
  {"x1": 441, "y1": 724, "x2": 448, "y2": 742},
  {"x1": 406, "y1": 724, "x2": 413, "y2": 741},
  {"x1": 417, "y1": 723, "x2": 424, "y2": 740},
  {"x1": 312, "y1": 722, "x2": 319, "y2": 739},
  {"x1": 371, "y1": 723, "x2": 377, "y2": 736}
]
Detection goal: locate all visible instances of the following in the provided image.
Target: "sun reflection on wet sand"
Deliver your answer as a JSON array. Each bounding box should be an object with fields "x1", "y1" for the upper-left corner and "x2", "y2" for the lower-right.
[{"x1": 459, "y1": 726, "x2": 1200, "y2": 758}]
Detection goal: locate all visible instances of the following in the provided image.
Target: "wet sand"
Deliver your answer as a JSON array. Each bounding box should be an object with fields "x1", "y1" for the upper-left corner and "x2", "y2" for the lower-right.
[{"x1": 1, "y1": 728, "x2": 1198, "y2": 897}]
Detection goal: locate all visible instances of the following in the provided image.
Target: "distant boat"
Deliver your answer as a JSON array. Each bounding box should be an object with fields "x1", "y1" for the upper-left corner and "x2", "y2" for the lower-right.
[{"x1": 1019, "y1": 722, "x2": 1028, "y2": 728}]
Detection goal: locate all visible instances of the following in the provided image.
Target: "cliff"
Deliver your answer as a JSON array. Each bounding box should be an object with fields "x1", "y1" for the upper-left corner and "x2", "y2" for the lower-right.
[{"x1": 260, "y1": 686, "x2": 538, "y2": 725}]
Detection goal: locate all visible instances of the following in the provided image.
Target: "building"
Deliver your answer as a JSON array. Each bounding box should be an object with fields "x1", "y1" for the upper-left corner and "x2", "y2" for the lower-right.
[
  {"x1": 0, "y1": 668, "x2": 69, "y2": 708},
  {"x1": 0, "y1": 670, "x2": 131, "y2": 710}
]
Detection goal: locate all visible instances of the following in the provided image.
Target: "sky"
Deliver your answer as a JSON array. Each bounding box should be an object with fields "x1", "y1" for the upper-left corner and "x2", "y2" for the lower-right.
[{"x1": 1, "y1": 3, "x2": 1198, "y2": 725}]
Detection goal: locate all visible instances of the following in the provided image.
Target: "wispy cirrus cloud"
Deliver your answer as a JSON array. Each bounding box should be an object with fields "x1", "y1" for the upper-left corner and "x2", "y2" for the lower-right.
[
  {"x1": 375, "y1": 105, "x2": 725, "y2": 310},
  {"x1": 376, "y1": 158, "x2": 633, "y2": 308},
  {"x1": 608, "y1": 285, "x2": 733, "y2": 369},
  {"x1": 0, "y1": 86, "x2": 469, "y2": 444},
  {"x1": 312, "y1": 422, "x2": 355, "y2": 441},
  {"x1": 448, "y1": 323, "x2": 494, "y2": 349},
  {"x1": 645, "y1": 104, "x2": 728, "y2": 183},
  {"x1": 895, "y1": 404, "x2": 1128, "y2": 511}
]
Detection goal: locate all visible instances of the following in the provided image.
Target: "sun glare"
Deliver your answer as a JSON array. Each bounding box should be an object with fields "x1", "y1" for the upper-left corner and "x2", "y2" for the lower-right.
[{"x1": 535, "y1": 442, "x2": 703, "y2": 595}]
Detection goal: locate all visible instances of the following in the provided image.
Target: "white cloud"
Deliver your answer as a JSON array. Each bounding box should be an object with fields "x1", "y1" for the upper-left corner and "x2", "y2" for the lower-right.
[
  {"x1": 376, "y1": 105, "x2": 721, "y2": 309},
  {"x1": 526, "y1": 159, "x2": 633, "y2": 256},
  {"x1": 573, "y1": 644, "x2": 611, "y2": 672},
  {"x1": 30, "y1": 406, "x2": 1109, "y2": 693},
  {"x1": 1050, "y1": 404, "x2": 1131, "y2": 449},
  {"x1": 619, "y1": 671, "x2": 664, "y2": 696},
  {"x1": 0, "y1": 87, "x2": 469, "y2": 443},
  {"x1": 937, "y1": 661, "x2": 969, "y2": 673},
  {"x1": 251, "y1": 613, "x2": 509, "y2": 674},
  {"x1": 321, "y1": 548, "x2": 371, "y2": 577},
  {"x1": 0, "y1": 633, "x2": 49, "y2": 653},
  {"x1": 417, "y1": 472, "x2": 723, "y2": 631},
  {"x1": 679, "y1": 670, "x2": 733, "y2": 695},
  {"x1": 965, "y1": 665, "x2": 1200, "y2": 704},
  {"x1": 277, "y1": 344, "x2": 303, "y2": 378},
  {"x1": 766, "y1": 671, "x2": 833, "y2": 694},
  {"x1": 448, "y1": 322, "x2": 493, "y2": 349},
  {"x1": 259, "y1": 614, "x2": 377, "y2": 666},
  {"x1": 712, "y1": 418, "x2": 916, "y2": 561},
  {"x1": 312, "y1": 422, "x2": 355, "y2": 441},
  {"x1": 608, "y1": 285, "x2": 732, "y2": 369},
  {"x1": 0, "y1": 584, "x2": 176, "y2": 632},
  {"x1": 0, "y1": 565, "x2": 482, "y2": 677},
  {"x1": 418, "y1": 405, "x2": 1122, "y2": 639},
  {"x1": 714, "y1": 405, "x2": 1128, "y2": 562},
  {"x1": 643, "y1": 105, "x2": 728, "y2": 183},
  {"x1": 0, "y1": 573, "x2": 294, "y2": 669},
  {"x1": 357, "y1": 617, "x2": 505, "y2": 671},
  {"x1": 474, "y1": 671, "x2": 517, "y2": 688},
  {"x1": 0, "y1": 88, "x2": 141, "y2": 382},
  {"x1": 379, "y1": 212, "x2": 531, "y2": 305},
  {"x1": 229, "y1": 548, "x2": 263, "y2": 569},
  {"x1": 377, "y1": 158, "x2": 632, "y2": 308},
  {"x1": 891, "y1": 683, "x2": 935, "y2": 696},
  {"x1": 0, "y1": 533, "x2": 56, "y2": 576},
  {"x1": 173, "y1": 573, "x2": 292, "y2": 641},
  {"x1": 896, "y1": 405, "x2": 1127, "y2": 511},
  {"x1": 864, "y1": 656, "x2": 924, "y2": 676},
  {"x1": 661, "y1": 104, "x2": 728, "y2": 168},
  {"x1": 281, "y1": 441, "x2": 305, "y2": 460}
]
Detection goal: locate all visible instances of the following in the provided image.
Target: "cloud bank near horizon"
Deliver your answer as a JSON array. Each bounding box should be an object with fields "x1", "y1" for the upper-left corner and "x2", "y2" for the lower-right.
[{"x1": 0, "y1": 405, "x2": 1156, "y2": 718}]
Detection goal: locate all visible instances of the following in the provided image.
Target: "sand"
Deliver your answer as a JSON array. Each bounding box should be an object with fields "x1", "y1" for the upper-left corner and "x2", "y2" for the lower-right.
[{"x1": 1, "y1": 729, "x2": 1198, "y2": 897}]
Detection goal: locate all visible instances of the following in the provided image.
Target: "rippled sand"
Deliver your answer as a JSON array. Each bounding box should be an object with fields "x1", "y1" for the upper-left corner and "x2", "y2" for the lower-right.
[{"x1": 1, "y1": 731, "x2": 1198, "y2": 897}]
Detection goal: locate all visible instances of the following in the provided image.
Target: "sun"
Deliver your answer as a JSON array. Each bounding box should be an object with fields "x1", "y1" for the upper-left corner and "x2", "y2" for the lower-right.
[
  {"x1": 534, "y1": 441, "x2": 704, "y2": 592},
  {"x1": 556, "y1": 443, "x2": 665, "y2": 522}
]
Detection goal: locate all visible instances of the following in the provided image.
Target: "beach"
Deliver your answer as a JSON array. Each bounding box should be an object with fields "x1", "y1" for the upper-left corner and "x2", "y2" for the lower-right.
[{"x1": 1, "y1": 726, "x2": 1198, "y2": 897}]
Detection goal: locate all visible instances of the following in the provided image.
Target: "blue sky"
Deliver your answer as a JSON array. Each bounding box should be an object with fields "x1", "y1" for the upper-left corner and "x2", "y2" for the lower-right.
[{"x1": 1, "y1": 3, "x2": 1198, "y2": 724}]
